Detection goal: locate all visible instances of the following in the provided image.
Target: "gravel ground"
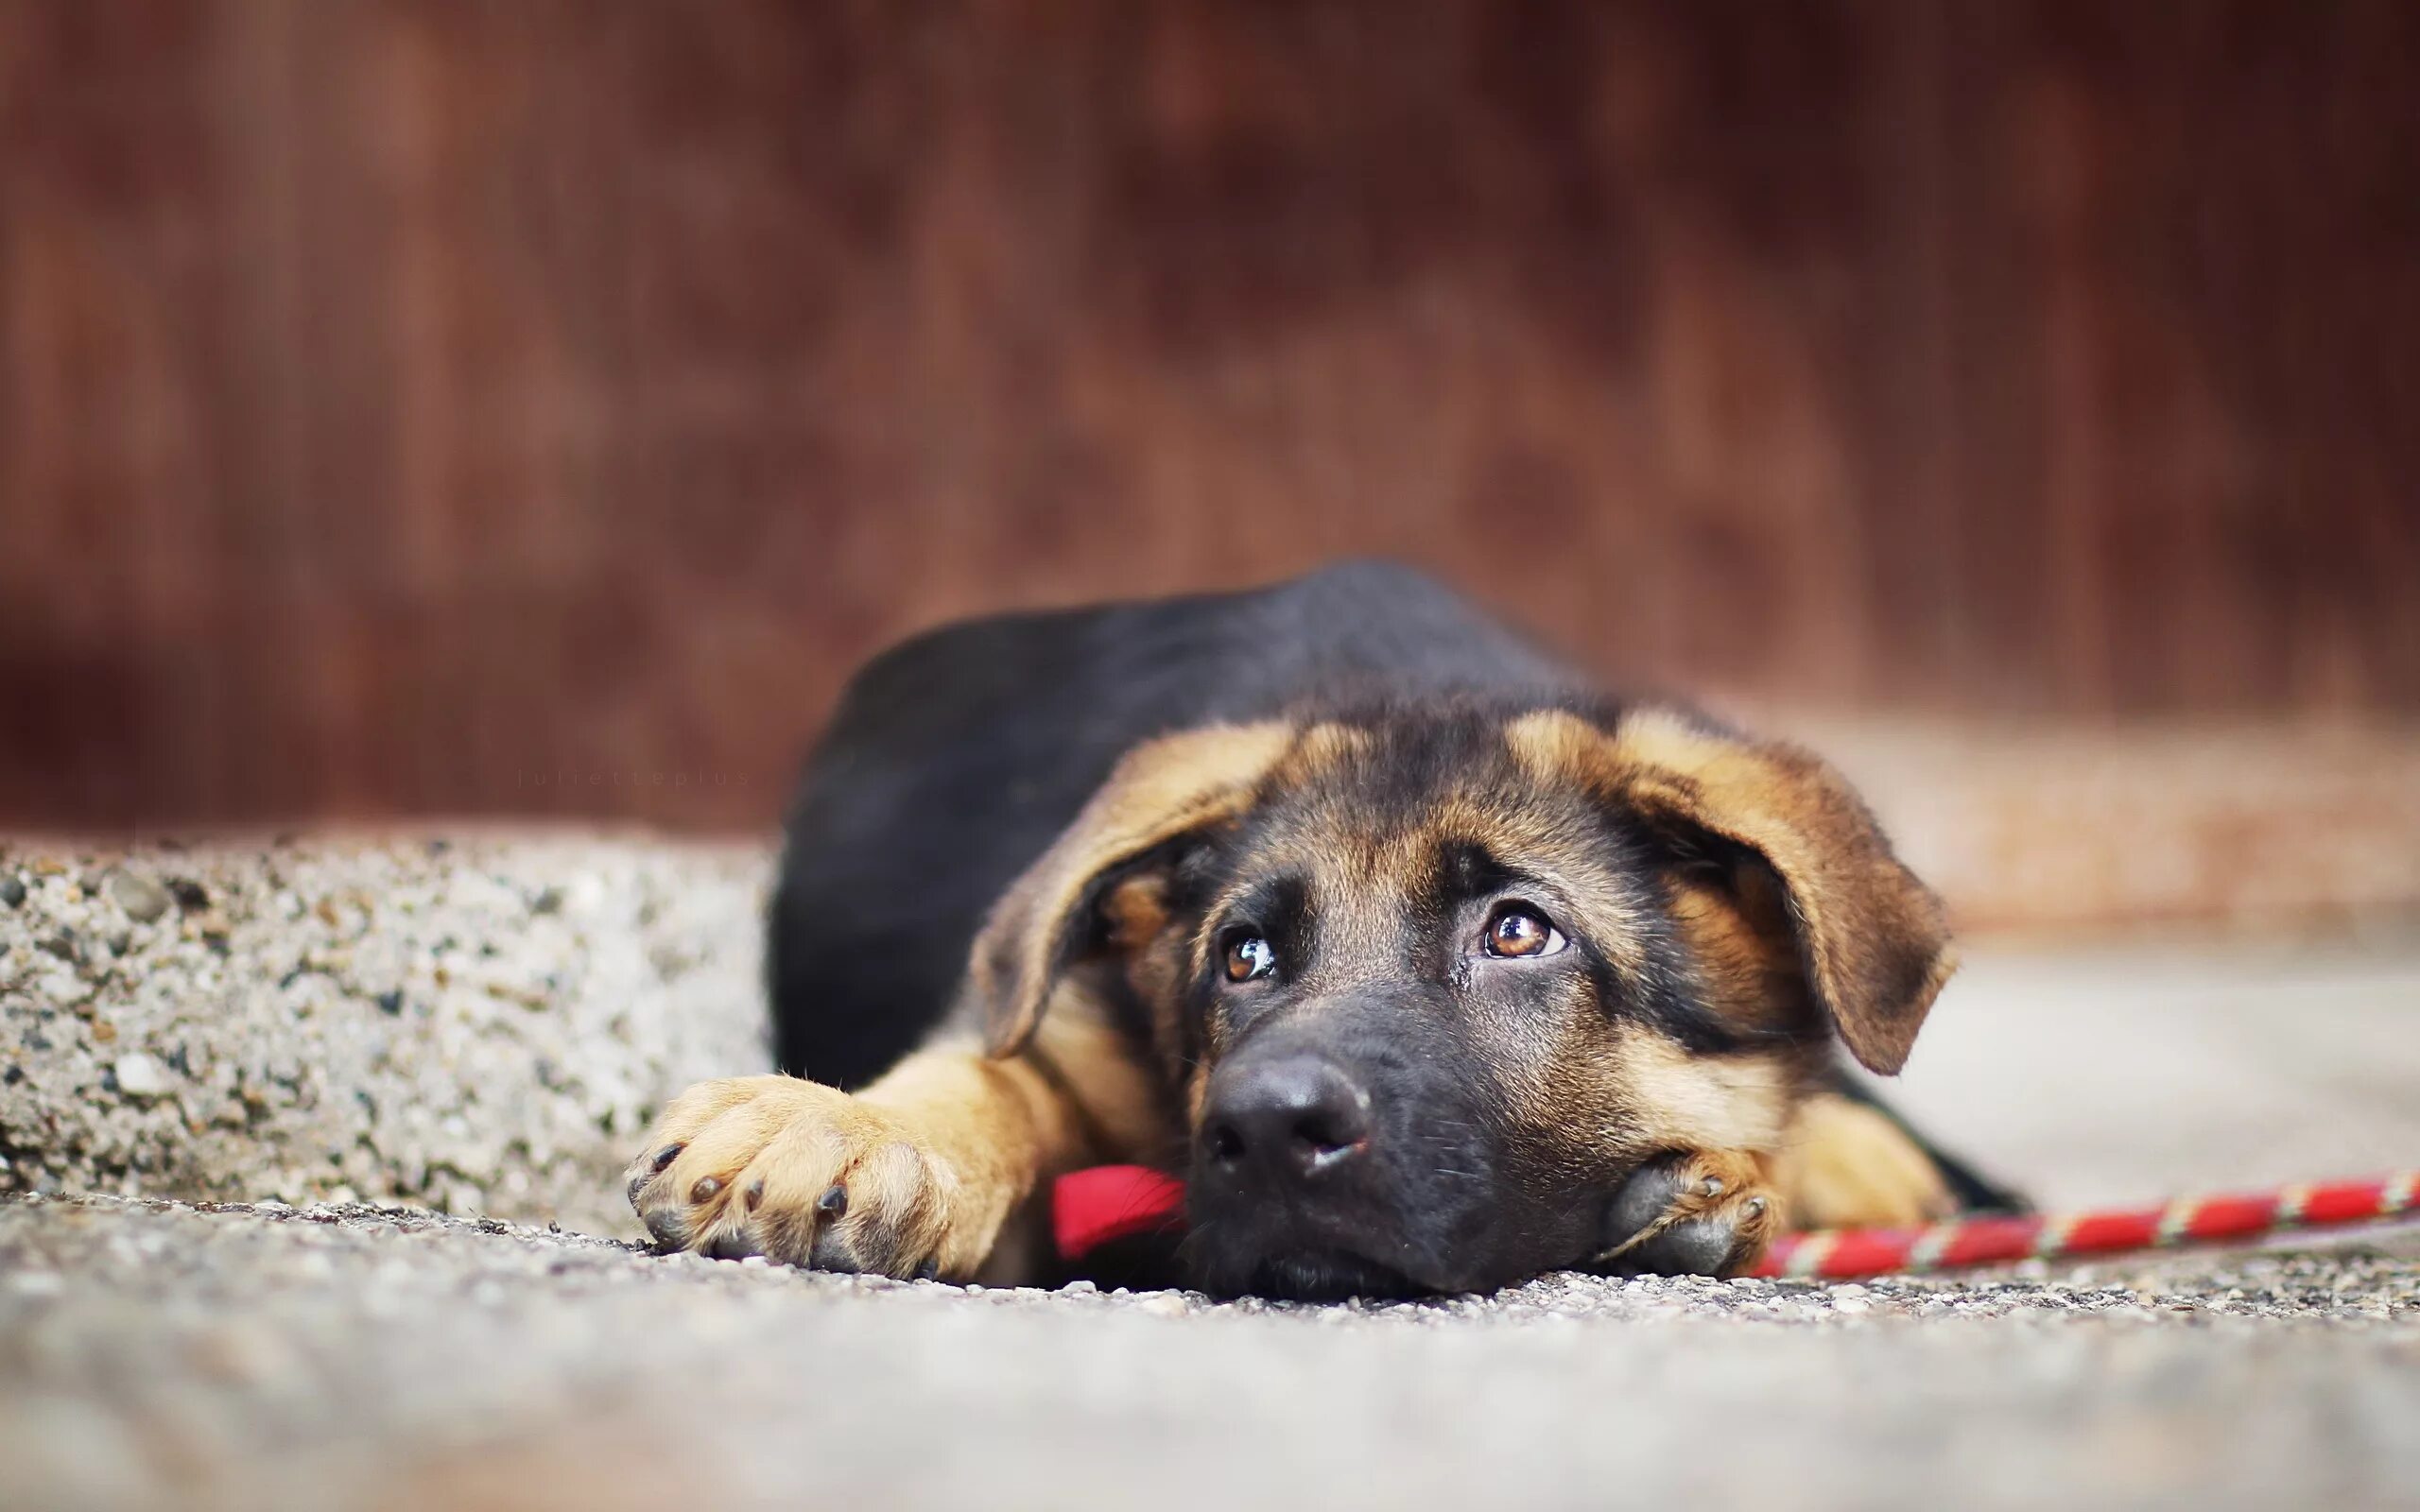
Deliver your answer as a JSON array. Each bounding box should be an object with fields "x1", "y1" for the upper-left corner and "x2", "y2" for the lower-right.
[
  {"x1": 1, "y1": 1194, "x2": 2413, "y2": 1512},
  {"x1": 4, "y1": 838, "x2": 2417, "y2": 1510}
]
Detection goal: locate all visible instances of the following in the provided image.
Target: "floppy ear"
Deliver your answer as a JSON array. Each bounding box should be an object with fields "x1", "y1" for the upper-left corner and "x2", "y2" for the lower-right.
[
  {"x1": 1513, "y1": 707, "x2": 1954, "y2": 1075},
  {"x1": 968, "y1": 722, "x2": 1295, "y2": 1058}
]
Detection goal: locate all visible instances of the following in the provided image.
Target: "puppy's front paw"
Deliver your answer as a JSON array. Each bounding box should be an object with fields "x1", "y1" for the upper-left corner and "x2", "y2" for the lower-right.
[
  {"x1": 1595, "y1": 1150, "x2": 1780, "y2": 1277},
  {"x1": 625, "y1": 1075, "x2": 957, "y2": 1279}
]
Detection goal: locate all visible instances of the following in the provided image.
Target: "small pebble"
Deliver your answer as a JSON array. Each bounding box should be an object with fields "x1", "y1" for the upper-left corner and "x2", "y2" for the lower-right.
[
  {"x1": 112, "y1": 1053, "x2": 171, "y2": 1098},
  {"x1": 108, "y1": 871, "x2": 174, "y2": 924}
]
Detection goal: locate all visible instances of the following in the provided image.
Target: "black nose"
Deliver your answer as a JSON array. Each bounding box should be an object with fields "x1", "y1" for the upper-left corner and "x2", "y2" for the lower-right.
[{"x1": 1202, "y1": 1055, "x2": 1374, "y2": 1183}]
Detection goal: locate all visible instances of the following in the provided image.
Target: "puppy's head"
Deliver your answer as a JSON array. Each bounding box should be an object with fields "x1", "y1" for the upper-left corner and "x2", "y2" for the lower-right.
[{"x1": 971, "y1": 700, "x2": 1951, "y2": 1298}]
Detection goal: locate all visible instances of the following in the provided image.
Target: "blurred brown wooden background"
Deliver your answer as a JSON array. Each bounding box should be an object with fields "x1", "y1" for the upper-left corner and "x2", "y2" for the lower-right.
[{"x1": 3, "y1": 0, "x2": 2415, "y2": 831}]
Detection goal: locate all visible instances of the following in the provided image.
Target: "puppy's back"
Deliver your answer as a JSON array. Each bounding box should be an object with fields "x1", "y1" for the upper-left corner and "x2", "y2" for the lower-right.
[{"x1": 769, "y1": 561, "x2": 1573, "y2": 1088}]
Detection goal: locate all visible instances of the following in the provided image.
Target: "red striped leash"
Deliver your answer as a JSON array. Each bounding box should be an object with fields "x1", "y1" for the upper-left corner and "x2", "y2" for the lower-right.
[
  {"x1": 1754, "y1": 1170, "x2": 2418, "y2": 1280},
  {"x1": 1052, "y1": 1166, "x2": 2420, "y2": 1280}
]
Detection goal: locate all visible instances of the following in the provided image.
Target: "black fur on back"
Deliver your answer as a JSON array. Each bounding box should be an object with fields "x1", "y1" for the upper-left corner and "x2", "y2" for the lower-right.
[{"x1": 768, "y1": 562, "x2": 1579, "y2": 1089}]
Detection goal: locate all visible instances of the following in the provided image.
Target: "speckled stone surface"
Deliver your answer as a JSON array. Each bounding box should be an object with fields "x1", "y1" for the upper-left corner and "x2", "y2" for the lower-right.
[
  {"x1": 0, "y1": 1194, "x2": 2413, "y2": 1512},
  {"x1": 0, "y1": 838, "x2": 770, "y2": 1237}
]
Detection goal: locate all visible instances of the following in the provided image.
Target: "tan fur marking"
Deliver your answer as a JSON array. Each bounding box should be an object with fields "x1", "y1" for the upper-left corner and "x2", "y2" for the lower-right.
[
  {"x1": 1098, "y1": 873, "x2": 1172, "y2": 954},
  {"x1": 1017, "y1": 996, "x2": 1178, "y2": 1166},
  {"x1": 1270, "y1": 720, "x2": 1374, "y2": 783},
  {"x1": 1664, "y1": 867, "x2": 1813, "y2": 1037},
  {"x1": 1606, "y1": 1026, "x2": 1795, "y2": 1155},
  {"x1": 1770, "y1": 1091, "x2": 1956, "y2": 1230},
  {"x1": 1501, "y1": 708, "x2": 1606, "y2": 783}
]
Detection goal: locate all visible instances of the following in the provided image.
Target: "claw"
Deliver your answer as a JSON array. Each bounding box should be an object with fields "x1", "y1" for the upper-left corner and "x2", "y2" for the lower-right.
[{"x1": 1596, "y1": 1152, "x2": 1774, "y2": 1278}]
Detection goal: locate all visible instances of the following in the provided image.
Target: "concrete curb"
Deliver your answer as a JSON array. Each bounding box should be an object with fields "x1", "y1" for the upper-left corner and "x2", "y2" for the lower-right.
[{"x1": 0, "y1": 836, "x2": 772, "y2": 1238}]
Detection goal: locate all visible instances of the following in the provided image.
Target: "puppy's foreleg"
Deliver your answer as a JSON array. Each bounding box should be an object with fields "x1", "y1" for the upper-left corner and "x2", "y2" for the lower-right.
[{"x1": 626, "y1": 1012, "x2": 1159, "y2": 1282}]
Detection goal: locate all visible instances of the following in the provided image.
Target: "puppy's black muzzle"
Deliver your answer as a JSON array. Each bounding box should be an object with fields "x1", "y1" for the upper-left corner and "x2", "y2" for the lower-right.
[{"x1": 1183, "y1": 1005, "x2": 1519, "y2": 1298}]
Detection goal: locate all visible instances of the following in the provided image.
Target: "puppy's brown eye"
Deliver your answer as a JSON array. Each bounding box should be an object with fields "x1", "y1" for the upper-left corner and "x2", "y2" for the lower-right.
[
  {"x1": 1224, "y1": 935, "x2": 1276, "y2": 983},
  {"x1": 1484, "y1": 902, "x2": 1566, "y2": 959}
]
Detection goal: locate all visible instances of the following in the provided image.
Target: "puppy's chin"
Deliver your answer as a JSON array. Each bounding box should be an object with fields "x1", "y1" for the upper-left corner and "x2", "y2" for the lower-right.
[
  {"x1": 1178, "y1": 1201, "x2": 1593, "y2": 1301},
  {"x1": 1192, "y1": 1246, "x2": 1428, "y2": 1302}
]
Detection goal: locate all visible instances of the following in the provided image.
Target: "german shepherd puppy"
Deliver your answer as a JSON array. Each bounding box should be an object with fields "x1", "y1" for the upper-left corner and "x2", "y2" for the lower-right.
[{"x1": 628, "y1": 563, "x2": 2016, "y2": 1299}]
